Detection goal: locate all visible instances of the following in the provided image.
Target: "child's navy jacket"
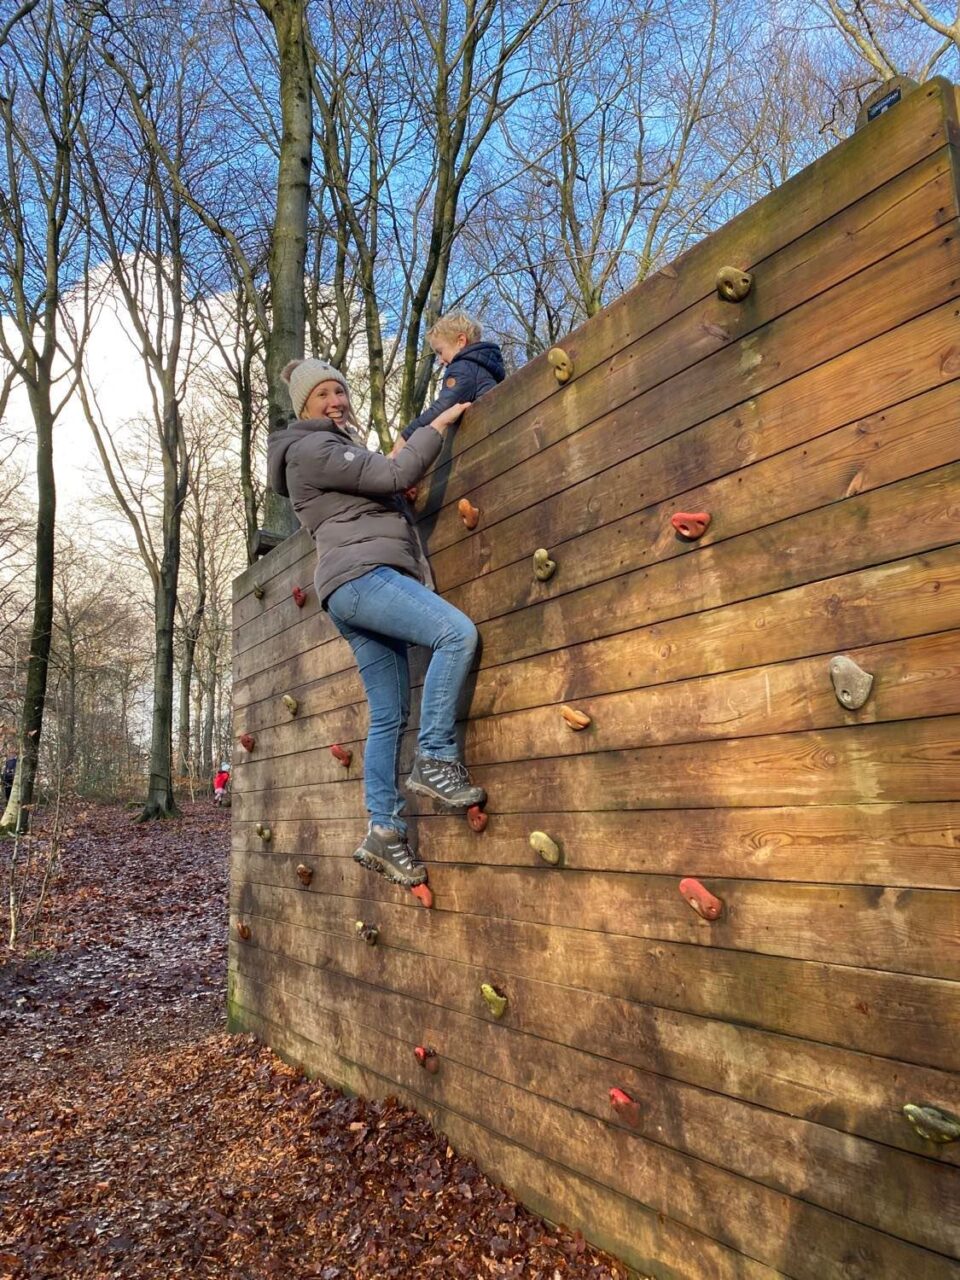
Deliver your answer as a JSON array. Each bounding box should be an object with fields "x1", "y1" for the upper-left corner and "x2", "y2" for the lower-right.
[{"x1": 400, "y1": 341, "x2": 506, "y2": 440}]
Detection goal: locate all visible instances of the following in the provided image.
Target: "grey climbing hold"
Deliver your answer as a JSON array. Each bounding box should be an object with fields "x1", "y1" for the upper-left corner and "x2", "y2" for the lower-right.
[
  {"x1": 903, "y1": 1104, "x2": 960, "y2": 1144},
  {"x1": 715, "y1": 266, "x2": 753, "y2": 303},
  {"x1": 829, "y1": 655, "x2": 873, "y2": 710},
  {"x1": 253, "y1": 584, "x2": 265, "y2": 600}
]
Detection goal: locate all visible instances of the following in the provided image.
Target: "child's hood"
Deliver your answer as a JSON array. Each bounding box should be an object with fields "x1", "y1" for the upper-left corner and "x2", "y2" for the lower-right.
[{"x1": 455, "y1": 341, "x2": 506, "y2": 383}]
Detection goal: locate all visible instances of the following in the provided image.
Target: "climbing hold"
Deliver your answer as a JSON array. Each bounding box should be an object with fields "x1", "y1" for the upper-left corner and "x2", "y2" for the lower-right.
[
  {"x1": 403, "y1": 484, "x2": 419, "y2": 504},
  {"x1": 252, "y1": 584, "x2": 265, "y2": 600},
  {"x1": 715, "y1": 266, "x2": 753, "y2": 303},
  {"x1": 609, "y1": 1087, "x2": 641, "y2": 1127},
  {"x1": 671, "y1": 511, "x2": 711, "y2": 541},
  {"x1": 829, "y1": 655, "x2": 873, "y2": 710},
  {"x1": 331, "y1": 743, "x2": 353, "y2": 768},
  {"x1": 560, "y1": 704, "x2": 591, "y2": 730},
  {"x1": 238, "y1": 733, "x2": 256, "y2": 752},
  {"x1": 903, "y1": 1104, "x2": 960, "y2": 1144},
  {"x1": 546, "y1": 346, "x2": 574, "y2": 384},
  {"x1": 255, "y1": 823, "x2": 272, "y2": 843},
  {"x1": 467, "y1": 804, "x2": 488, "y2": 833},
  {"x1": 533, "y1": 548, "x2": 556, "y2": 581},
  {"x1": 480, "y1": 983, "x2": 507, "y2": 1019},
  {"x1": 679, "y1": 877, "x2": 723, "y2": 920},
  {"x1": 414, "y1": 1045, "x2": 439, "y2": 1073},
  {"x1": 411, "y1": 883, "x2": 433, "y2": 909},
  {"x1": 296, "y1": 863, "x2": 313, "y2": 887},
  {"x1": 236, "y1": 922, "x2": 251, "y2": 941},
  {"x1": 282, "y1": 693, "x2": 299, "y2": 716},
  {"x1": 529, "y1": 831, "x2": 561, "y2": 865},
  {"x1": 355, "y1": 920, "x2": 379, "y2": 946},
  {"x1": 292, "y1": 585, "x2": 307, "y2": 608},
  {"x1": 458, "y1": 498, "x2": 480, "y2": 530}
]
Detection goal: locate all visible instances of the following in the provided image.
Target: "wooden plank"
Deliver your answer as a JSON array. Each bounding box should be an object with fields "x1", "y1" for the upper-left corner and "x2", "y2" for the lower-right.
[
  {"x1": 230, "y1": 947, "x2": 960, "y2": 1255},
  {"x1": 226, "y1": 894, "x2": 960, "y2": 1166},
  {"x1": 228, "y1": 993, "x2": 787, "y2": 1280},
  {"x1": 232, "y1": 847, "x2": 960, "y2": 980},
  {"x1": 233, "y1": 630, "x2": 960, "y2": 792},
  {"x1": 417, "y1": 221, "x2": 960, "y2": 533},
  {"x1": 228, "y1": 885, "x2": 960, "y2": 1071},
  {"x1": 424, "y1": 79, "x2": 957, "y2": 459},
  {"x1": 234, "y1": 714, "x2": 960, "y2": 816},
  {"x1": 227, "y1": 960, "x2": 960, "y2": 1280},
  {"x1": 439, "y1": 372, "x2": 960, "y2": 622},
  {"x1": 232, "y1": 802, "x2": 960, "y2": 889},
  {"x1": 426, "y1": 150, "x2": 958, "y2": 558}
]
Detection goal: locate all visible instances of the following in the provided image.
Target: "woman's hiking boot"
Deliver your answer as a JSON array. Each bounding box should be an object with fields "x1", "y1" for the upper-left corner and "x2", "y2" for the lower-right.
[
  {"x1": 353, "y1": 825, "x2": 427, "y2": 887},
  {"x1": 406, "y1": 756, "x2": 486, "y2": 810}
]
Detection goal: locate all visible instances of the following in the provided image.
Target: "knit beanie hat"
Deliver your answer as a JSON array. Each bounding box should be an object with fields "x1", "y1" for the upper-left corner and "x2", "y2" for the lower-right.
[{"x1": 281, "y1": 358, "x2": 349, "y2": 418}]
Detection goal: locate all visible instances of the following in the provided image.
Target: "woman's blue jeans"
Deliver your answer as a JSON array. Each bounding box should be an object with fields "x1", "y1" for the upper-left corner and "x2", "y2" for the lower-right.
[{"x1": 326, "y1": 567, "x2": 478, "y2": 834}]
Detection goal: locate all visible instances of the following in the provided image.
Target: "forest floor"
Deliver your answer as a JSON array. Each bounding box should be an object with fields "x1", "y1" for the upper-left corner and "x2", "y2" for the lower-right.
[{"x1": 0, "y1": 800, "x2": 634, "y2": 1280}]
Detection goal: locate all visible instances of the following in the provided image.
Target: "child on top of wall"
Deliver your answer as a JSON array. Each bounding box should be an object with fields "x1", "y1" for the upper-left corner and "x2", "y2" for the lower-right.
[{"x1": 392, "y1": 311, "x2": 505, "y2": 454}]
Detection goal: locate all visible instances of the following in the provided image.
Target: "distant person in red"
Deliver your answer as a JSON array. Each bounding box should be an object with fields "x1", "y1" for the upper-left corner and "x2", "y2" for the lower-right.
[{"x1": 213, "y1": 764, "x2": 230, "y2": 806}]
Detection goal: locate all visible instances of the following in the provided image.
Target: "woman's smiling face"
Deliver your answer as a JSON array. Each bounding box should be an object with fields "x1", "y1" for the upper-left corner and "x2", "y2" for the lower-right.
[{"x1": 303, "y1": 378, "x2": 351, "y2": 423}]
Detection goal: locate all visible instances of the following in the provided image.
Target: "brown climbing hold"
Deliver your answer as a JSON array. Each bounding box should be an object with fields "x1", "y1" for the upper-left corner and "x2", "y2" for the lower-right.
[
  {"x1": 252, "y1": 584, "x2": 264, "y2": 600},
  {"x1": 414, "y1": 1045, "x2": 439, "y2": 1073},
  {"x1": 296, "y1": 863, "x2": 313, "y2": 887},
  {"x1": 903, "y1": 1104, "x2": 960, "y2": 1144},
  {"x1": 609, "y1": 1087, "x2": 641, "y2": 1127},
  {"x1": 679, "y1": 877, "x2": 723, "y2": 920},
  {"x1": 829, "y1": 655, "x2": 873, "y2": 710},
  {"x1": 331, "y1": 743, "x2": 353, "y2": 768},
  {"x1": 467, "y1": 804, "x2": 488, "y2": 833},
  {"x1": 292, "y1": 585, "x2": 307, "y2": 608},
  {"x1": 458, "y1": 498, "x2": 480, "y2": 530},
  {"x1": 715, "y1": 266, "x2": 753, "y2": 303},
  {"x1": 533, "y1": 548, "x2": 556, "y2": 581},
  {"x1": 355, "y1": 920, "x2": 379, "y2": 946},
  {"x1": 529, "y1": 831, "x2": 561, "y2": 865},
  {"x1": 411, "y1": 883, "x2": 433, "y2": 909},
  {"x1": 671, "y1": 511, "x2": 711, "y2": 541},
  {"x1": 480, "y1": 982, "x2": 507, "y2": 1019},
  {"x1": 560, "y1": 704, "x2": 591, "y2": 730},
  {"x1": 236, "y1": 922, "x2": 251, "y2": 941},
  {"x1": 546, "y1": 346, "x2": 574, "y2": 384},
  {"x1": 255, "y1": 823, "x2": 272, "y2": 843},
  {"x1": 238, "y1": 733, "x2": 256, "y2": 752},
  {"x1": 282, "y1": 693, "x2": 299, "y2": 716}
]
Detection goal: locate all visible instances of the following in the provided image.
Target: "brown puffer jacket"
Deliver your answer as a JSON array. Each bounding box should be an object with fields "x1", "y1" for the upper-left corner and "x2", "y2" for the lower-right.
[{"x1": 266, "y1": 418, "x2": 444, "y2": 607}]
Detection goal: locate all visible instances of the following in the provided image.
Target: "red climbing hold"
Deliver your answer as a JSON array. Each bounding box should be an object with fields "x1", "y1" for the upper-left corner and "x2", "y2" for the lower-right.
[
  {"x1": 331, "y1": 743, "x2": 353, "y2": 768},
  {"x1": 403, "y1": 484, "x2": 419, "y2": 504},
  {"x1": 671, "y1": 511, "x2": 711, "y2": 541},
  {"x1": 238, "y1": 733, "x2": 255, "y2": 752},
  {"x1": 292, "y1": 585, "x2": 307, "y2": 607},
  {"x1": 679, "y1": 877, "x2": 723, "y2": 920},
  {"x1": 414, "y1": 1045, "x2": 439, "y2": 1073},
  {"x1": 467, "y1": 804, "x2": 488, "y2": 833},
  {"x1": 609, "y1": 1086, "x2": 641, "y2": 1126},
  {"x1": 411, "y1": 883, "x2": 434, "y2": 909}
]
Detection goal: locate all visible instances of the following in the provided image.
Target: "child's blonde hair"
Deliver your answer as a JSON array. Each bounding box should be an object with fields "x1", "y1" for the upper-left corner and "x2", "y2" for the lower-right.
[{"x1": 427, "y1": 310, "x2": 482, "y2": 345}]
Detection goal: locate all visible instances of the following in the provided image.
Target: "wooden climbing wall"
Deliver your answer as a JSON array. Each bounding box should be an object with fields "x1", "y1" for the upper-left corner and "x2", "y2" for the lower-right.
[{"x1": 229, "y1": 77, "x2": 960, "y2": 1279}]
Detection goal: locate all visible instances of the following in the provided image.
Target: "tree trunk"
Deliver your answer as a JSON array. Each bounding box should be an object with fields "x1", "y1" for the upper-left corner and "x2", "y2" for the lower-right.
[
  {"x1": 258, "y1": 0, "x2": 311, "y2": 535},
  {"x1": 176, "y1": 601, "x2": 203, "y2": 776}
]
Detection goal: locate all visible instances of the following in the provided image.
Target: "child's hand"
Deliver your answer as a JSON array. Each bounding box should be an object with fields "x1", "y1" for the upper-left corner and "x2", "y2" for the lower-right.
[
  {"x1": 431, "y1": 402, "x2": 472, "y2": 433},
  {"x1": 389, "y1": 436, "x2": 406, "y2": 457}
]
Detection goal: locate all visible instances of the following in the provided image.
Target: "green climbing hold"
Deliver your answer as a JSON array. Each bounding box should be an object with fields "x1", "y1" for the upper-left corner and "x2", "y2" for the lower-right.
[
  {"x1": 529, "y1": 831, "x2": 561, "y2": 865},
  {"x1": 903, "y1": 1104, "x2": 960, "y2": 1144},
  {"x1": 480, "y1": 983, "x2": 508, "y2": 1019}
]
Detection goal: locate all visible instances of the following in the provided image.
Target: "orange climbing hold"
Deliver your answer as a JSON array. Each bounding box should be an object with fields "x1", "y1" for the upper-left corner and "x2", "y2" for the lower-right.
[
  {"x1": 560, "y1": 705, "x2": 591, "y2": 730},
  {"x1": 458, "y1": 498, "x2": 480, "y2": 530},
  {"x1": 414, "y1": 1046, "x2": 439, "y2": 1073},
  {"x1": 679, "y1": 877, "x2": 723, "y2": 920},
  {"x1": 331, "y1": 743, "x2": 353, "y2": 768},
  {"x1": 292, "y1": 586, "x2": 307, "y2": 607},
  {"x1": 671, "y1": 511, "x2": 711, "y2": 541},
  {"x1": 411, "y1": 883, "x2": 434, "y2": 909},
  {"x1": 238, "y1": 733, "x2": 255, "y2": 752},
  {"x1": 467, "y1": 804, "x2": 488, "y2": 832},
  {"x1": 236, "y1": 922, "x2": 251, "y2": 941}
]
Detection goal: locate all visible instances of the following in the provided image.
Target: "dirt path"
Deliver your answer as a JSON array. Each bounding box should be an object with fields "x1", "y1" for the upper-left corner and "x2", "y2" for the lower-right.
[{"x1": 0, "y1": 802, "x2": 632, "y2": 1279}]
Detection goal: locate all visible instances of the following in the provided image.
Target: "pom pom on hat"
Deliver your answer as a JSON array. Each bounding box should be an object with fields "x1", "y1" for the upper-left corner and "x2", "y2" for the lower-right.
[{"x1": 281, "y1": 357, "x2": 349, "y2": 417}]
